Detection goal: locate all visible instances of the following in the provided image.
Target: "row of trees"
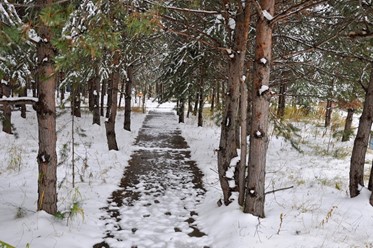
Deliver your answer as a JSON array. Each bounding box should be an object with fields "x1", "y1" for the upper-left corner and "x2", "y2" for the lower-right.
[{"x1": 1, "y1": 0, "x2": 373, "y2": 217}]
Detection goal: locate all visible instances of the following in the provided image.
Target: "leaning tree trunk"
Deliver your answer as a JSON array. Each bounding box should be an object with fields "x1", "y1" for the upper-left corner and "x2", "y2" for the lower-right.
[
  {"x1": 34, "y1": 3, "x2": 58, "y2": 214},
  {"x1": 244, "y1": 0, "x2": 274, "y2": 218},
  {"x1": 217, "y1": 0, "x2": 251, "y2": 206},
  {"x1": 342, "y1": 108, "x2": 354, "y2": 142},
  {"x1": 124, "y1": 65, "x2": 133, "y2": 131},
  {"x1": 350, "y1": 64, "x2": 373, "y2": 198},
  {"x1": 105, "y1": 51, "x2": 120, "y2": 151}
]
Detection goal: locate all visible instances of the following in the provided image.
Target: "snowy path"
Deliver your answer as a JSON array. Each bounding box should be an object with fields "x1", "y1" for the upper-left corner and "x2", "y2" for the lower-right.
[{"x1": 93, "y1": 110, "x2": 212, "y2": 248}]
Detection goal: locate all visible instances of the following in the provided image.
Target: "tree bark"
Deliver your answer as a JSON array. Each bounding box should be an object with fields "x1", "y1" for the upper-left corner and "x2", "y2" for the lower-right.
[
  {"x1": 193, "y1": 92, "x2": 199, "y2": 116},
  {"x1": 105, "y1": 51, "x2": 120, "y2": 151},
  {"x1": 369, "y1": 161, "x2": 373, "y2": 191},
  {"x1": 2, "y1": 102, "x2": 12, "y2": 134},
  {"x1": 20, "y1": 85, "x2": 27, "y2": 118},
  {"x1": 92, "y1": 65, "x2": 101, "y2": 125},
  {"x1": 277, "y1": 81, "x2": 286, "y2": 119},
  {"x1": 210, "y1": 85, "x2": 215, "y2": 113},
  {"x1": 244, "y1": 0, "x2": 274, "y2": 218},
  {"x1": 238, "y1": 76, "x2": 248, "y2": 206},
  {"x1": 71, "y1": 83, "x2": 81, "y2": 117},
  {"x1": 217, "y1": 0, "x2": 251, "y2": 206},
  {"x1": 325, "y1": 99, "x2": 332, "y2": 127},
  {"x1": 106, "y1": 78, "x2": 113, "y2": 119},
  {"x1": 350, "y1": 64, "x2": 373, "y2": 198},
  {"x1": 197, "y1": 70, "x2": 204, "y2": 127},
  {"x1": 342, "y1": 108, "x2": 354, "y2": 142},
  {"x1": 178, "y1": 98, "x2": 185, "y2": 123},
  {"x1": 124, "y1": 66, "x2": 133, "y2": 131},
  {"x1": 34, "y1": 3, "x2": 58, "y2": 214},
  {"x1": 187, "y1": 94, "x2": 192, "y2": 118},
  {"x1": 100, "y1": 78, "x2": 106, "y2": 117}
]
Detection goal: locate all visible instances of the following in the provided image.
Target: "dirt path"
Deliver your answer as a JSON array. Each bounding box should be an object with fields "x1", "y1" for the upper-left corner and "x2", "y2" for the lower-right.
[{"x1": 93, "y1": 110, "x2": 211, "y2": 248}]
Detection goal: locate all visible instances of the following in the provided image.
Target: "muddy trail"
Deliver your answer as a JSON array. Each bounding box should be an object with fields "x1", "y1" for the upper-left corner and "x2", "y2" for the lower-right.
[{"x1": 93, "y1": 110, "x2": 212, "y2": 248}]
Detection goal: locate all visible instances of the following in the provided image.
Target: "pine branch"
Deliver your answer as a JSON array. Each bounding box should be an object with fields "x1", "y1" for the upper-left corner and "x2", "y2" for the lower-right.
[{"x1": 11, "y1": 0, "x2": 72, "y2": 8}]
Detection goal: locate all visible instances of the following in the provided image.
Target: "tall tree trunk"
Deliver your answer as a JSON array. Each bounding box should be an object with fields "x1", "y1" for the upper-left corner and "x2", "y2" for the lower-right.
[
  {"x1": 100, "y1": 79, "x2": 106, "y2": 117},
  {"x1": 210, "y1": 85, "x2": 215, "y2": 113},
  {"x1": 244, "y1": 0, "x2": 274, "y2": 218},
  {"x1": 325, "y1": 99, "x2": 333, "y2": 127},
  {"x1": 193, "y1": 92, "x2": 199, "y2": 116},
  {"x1": 350, "y1": 64, "x2": 373, "y2": 198},
  {"x1": 277, "y1": 81, "x2": 286, "y2": 119},
  {"x1": 178, "y1": 98, "x2": 185, "y2": 123},
  {"x1": 238, "y1": 76, "x2": 248, "y2": 206},
  {"x1": 34, "y1": 4, "x2": 58, "y2": 214},
  {"x1": 88, "y1": 76, "x2": 94, "y2": 112},
  {"x1": 217, "y1": 0, "x2": 251, "y2": 206},
  {"x1": 1, "y1": 84, "x2": 12, "y2": 134},
  {"x1": 118, "y1": 77, "x2": 125, "y2": 108},
  {"x1": 71, "y1": 83, "x2": 81, "y2": 117},
  {"x1": 2, "y1": 102, "x2": 12, "y2": 134},
  {"x1": 198, "y1": 69, "x2": 204, "y2": 127},
  {"x1": 124, "y1": 66, "x2": 133, "y2": 131},
  {"x1": 369, "y1": 161, "x2": 373, "y2": 191},
  {"x1": 20, "y1": 85, "x2": 27, "y2": 118},
  {"x1": 59, "y1": 71, "x2": 65, "y2": 106},
  {"x1": 92, "y1": 65, "x2": 100, "y2": 125},
  {"x1": 216, "y1": 80, "x2": 221, "y2": 110},
  {"x1": 187, "y1": 93, "x2": 192, "y2": 118},
  {"x1": 342, "y1": 108, "x2": 354, "y2": 142},
  {"x1": 105, "y1": 51, "x2": 120, "y2": 151},
  {"x1": 106, "y1": 79, "x2": 113, "y2": 119}
]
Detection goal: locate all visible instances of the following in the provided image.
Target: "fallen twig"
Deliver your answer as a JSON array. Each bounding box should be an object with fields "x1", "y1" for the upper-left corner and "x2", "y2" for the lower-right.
[{"x1": 265, "y1": 186, "x2": 294, "y2": 195}]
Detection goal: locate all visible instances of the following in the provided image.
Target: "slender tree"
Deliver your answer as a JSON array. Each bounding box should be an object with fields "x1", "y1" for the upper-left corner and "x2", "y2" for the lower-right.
[{"x1": 34, "y1": 0, "x2": 58, "y2": 214}]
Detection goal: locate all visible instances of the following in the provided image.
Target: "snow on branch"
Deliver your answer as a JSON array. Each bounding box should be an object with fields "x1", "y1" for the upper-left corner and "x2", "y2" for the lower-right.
[
  {"x1": 262, "y1": 10, "x2": 273, "y2": 21},
  {"x1": 144, "y1": 0, "x2": 218, "y2": 15}
]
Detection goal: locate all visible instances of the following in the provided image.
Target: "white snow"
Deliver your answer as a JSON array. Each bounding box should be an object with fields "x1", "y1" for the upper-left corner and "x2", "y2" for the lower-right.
[
  {"x1": 259, "y1": 85, "x2": 269, "y2": 95},
  {"x1": 260, "y1": 57, "x2": 268, "y2": 64},
  {"x1": 241, "y1": 75, "x2": 246, "y2": 82},
  {"x1": 1, "y1": 99, "x2": 373, "y2": 248},
  {"x1": 262, "y1": 10, "x2": 274, "y2": 21},
  {"x1": 255, "y1": 130, "x2": 262, "y2": 137},
  {"x1": 228, "y1": 17, "x2": 236, "y2": 30},
  {"x1": 27, "y1": 28, "x2": 41, "y2": 43}
]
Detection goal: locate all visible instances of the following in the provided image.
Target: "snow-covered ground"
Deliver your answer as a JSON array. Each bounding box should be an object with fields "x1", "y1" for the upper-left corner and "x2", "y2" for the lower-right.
[{"x1": 0, "y1": 100, "x2": 373, "y2": 248}]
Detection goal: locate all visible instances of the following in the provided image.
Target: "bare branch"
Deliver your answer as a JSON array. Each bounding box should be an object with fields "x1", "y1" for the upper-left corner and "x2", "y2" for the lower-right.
[
  {"x1": 265, "y1": 186, "x2": 294, "y2": 195},
  {"x1": 0, "y1": 97, "x2": 38, "y2": 106},
  {"x1": 270, "y1": 0, "x2": 328, "y2": 25}
]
